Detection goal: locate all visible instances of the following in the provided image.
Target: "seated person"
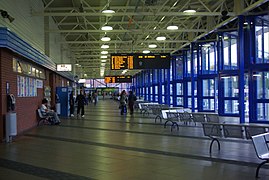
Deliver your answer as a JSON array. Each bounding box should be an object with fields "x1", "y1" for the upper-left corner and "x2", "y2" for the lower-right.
[{"x1": 40, "y1": 98, "x2": 61, "y2": 125}]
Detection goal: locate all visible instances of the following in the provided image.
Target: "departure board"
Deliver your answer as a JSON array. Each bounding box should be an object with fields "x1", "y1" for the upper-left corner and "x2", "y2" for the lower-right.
[
  {"x1": 105, "y1": 76, "x2": 132, "y2": 83},
  {"x1": 110, "y1": 53, "x2": 170, "y2": 70},
  {"x1": 111, "y1": 54, "x2": 134, "y2": 70}
]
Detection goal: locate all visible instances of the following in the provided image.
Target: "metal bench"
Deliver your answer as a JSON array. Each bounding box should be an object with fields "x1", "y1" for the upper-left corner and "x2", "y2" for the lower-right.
[
  {"x1": 202, "y1": 122, "x2": 268, "y2": 153},
  {"x1": 37, "y1": 109, "x2": 53, "y2": 126},
  {"x1": 251, "y1": 132, "x2": 269, "y2": 178}
]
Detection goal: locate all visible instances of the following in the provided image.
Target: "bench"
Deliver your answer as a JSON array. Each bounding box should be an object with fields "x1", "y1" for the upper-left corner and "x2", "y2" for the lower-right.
[
  {"x1": 37, "y1": 109, "x2": 53, "y2": 126},
  {"x1": 251, "y1": 132, "x2": 269, "y2": 178},
  {"x1": 202, "y1": 122, "x2": 269, "y2": 153}
]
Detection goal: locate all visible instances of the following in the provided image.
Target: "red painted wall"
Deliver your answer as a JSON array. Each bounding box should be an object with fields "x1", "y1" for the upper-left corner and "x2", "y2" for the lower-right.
[{"x1": 0, "y1": 48, "x2": 70, "y2": 142}]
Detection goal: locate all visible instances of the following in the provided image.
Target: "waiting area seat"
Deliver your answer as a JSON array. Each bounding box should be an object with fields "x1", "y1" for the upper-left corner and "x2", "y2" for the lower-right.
[
  {"x1": 37, "y1": 109, "x2": 53, "y2": 126},
  {"x1": 251, "y1": 132, "x2": 269, "y2": 178}
]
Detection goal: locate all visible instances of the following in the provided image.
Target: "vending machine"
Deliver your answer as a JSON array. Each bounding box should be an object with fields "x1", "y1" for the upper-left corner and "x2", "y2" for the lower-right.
[{"x1": 56, "y1": 87, "x2": 72, "y2": 117}]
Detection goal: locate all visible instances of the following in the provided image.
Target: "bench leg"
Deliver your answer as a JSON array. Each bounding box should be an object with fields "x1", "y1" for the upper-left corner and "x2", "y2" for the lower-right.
[
  {"x1": 170, "y1": 122, "x2": 179, "y2": 132},
  {"x1": 256, "y1": 160, "x2": 268, "y2": 178},
  {"x1": 209, "y1": 138, "x2": 220, "y2": 154},
  {"x1": 154, "y1": 115, "x2": 161, "y2": 123},
  {"x1": 164, "y1": 120, "x2": 172, "y2": 128}
]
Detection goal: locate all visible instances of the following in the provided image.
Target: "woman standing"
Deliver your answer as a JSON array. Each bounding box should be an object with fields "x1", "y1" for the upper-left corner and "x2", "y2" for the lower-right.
[
  {"x1": 128, "y1": 91, "x2": 137, "y2": 115},
  {"x1": 119, "y1": 90, "x2": 128, "y2": 115}
]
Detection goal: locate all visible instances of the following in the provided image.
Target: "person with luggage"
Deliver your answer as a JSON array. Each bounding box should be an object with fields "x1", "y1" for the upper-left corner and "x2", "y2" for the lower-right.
[
  {"x1": 75, "y1": 90, "x2": 86, "y2": 118},
  {"x1": 119, "y1": 90, "x2": 128, "y2": 115}
]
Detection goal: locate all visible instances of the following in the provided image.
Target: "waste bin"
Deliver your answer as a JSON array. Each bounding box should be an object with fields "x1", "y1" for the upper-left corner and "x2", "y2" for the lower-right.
[{"x1": 6, "y1": 112, "x2": 17, "y2": 143}]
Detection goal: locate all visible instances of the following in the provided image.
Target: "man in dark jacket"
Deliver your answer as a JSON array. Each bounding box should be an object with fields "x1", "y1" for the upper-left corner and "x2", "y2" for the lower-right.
[
  {"x1": 75, "y1": 90, "x2": 86, "y2": 118},
  {"x1": 128, "y1": 91, "x2": 137, "y2": 115}
]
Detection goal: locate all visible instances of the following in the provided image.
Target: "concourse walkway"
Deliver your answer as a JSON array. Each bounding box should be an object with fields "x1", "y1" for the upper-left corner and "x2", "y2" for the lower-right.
[{"x1": 0, "y1": 99, "x2": 268, "y2": 180}]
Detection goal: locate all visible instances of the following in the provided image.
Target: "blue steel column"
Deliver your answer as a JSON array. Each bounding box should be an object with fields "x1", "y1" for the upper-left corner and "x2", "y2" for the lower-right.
[
  {"x1": 158, "y1": 69, "x2": 162, "y2": 104},
  {"x1": 148, "y1": 70, "x2": 151, "y2": 101},
  {"x1": 238, "y1": 15, "x2": 245, "y2": 123},
  {"x1": 191, "y1": 44, "x2": 195, "y2": 112}
]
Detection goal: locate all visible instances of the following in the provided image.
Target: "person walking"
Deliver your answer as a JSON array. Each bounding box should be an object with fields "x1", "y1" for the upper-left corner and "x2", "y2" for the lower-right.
[
  {"x1": 69, "y1": 91, "x2": 75, "y2": 117},
  {"x1": 128, "y1": 91, "x2": 137, "y2": 115},
  {"x1": 75, "y1": 90, "x2": 86, "y2": 118},
  {"x1": 119, "y1": 90, "x2": 128, "y2": 115}
]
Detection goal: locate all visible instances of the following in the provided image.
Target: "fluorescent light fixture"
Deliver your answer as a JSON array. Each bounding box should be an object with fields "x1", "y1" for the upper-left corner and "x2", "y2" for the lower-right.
[
  {"x1": 101, "y1": 59, "x2": 107, "y2": 62},
  {"x1": 101, "y1": 36, "x2": 111, "y2": 41},
  {"x1": 156, "y1": 36, "x2": 166, "y2": 41},
  {"x1": 160, "y1": 16, "x2": 165, "y2": 21},
  {"x1": 143, "y1": 50, "x2": 150, "y2": 54},
  {"x1": 84, "y1": 74, "x2": 87, "y2": 77},
  {"x1": 183, "y1": 9, "x2": 196, "y2": 13},
  {"x1": 122, "y1": 70, "x2": 128, "y2": 74},
  {"x1": 224, "y1": 36, "x2": 229, "y2": 40},
  {"x1": 167, "y1": 25, "x2": 178, "y2": 30},
  {"x1": 75, "y1": 63, "x2": 79, "y2": 66},
  {"x1": 148, "y1": 44, "x2": 157, "y2": 48},
  {"x1": 101, "y1": 44, "x2": 109, "y2": 49},
  {"x1": 153, "y1": 26, "x2": 157, "y2": 30},
  {"x1": 253, "y1": 74, "x2": 261, "y2": 77},
  {"x1": 145, "y1": 35, "x2": 149, "y2": 39},
  {"x1": 102, "y1": 9, "x2": 115, "y2": 14},
  {"x1": 101, "y1": 55, "x2": 108, "y2": 58},
  {"x1": 101, "y1": 63, "x2": 106, "y2": 66},
  {"x1": 244, "y1": 22, "x2": 248, "y2": 25},
  {"x1": 101, "y1": 51, "x2": 108, "y2": 54},
  {"x1": 220, "y1": 76, "x2": 230, "y2": 79},
  {"x1": 101, "y1": 25, "x2": 113, "y2": 31}
]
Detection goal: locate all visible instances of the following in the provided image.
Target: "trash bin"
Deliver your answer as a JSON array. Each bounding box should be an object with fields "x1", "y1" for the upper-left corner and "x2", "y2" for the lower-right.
[{"x1": 6, "y1": 112, "x2": 17, "y2": 143}]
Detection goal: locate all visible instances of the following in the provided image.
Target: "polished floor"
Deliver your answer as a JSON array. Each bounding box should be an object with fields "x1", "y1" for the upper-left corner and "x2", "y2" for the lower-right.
[{"x1": 0, "y1": 98, "x2": 268, "y2": 180}]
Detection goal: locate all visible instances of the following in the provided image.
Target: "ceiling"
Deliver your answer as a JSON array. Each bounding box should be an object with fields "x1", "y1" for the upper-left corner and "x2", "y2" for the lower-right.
[{"x1": 37, "y1": 0, "x2": 268, "y2": 79}]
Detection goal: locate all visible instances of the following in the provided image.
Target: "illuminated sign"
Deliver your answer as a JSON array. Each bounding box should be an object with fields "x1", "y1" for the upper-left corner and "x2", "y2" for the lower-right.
[
  {"x1": 56, "y1": 64, "x2": 72, "y2": 71},
  {"x1": 105, "y1": 76, "x2": 132, "y2": 83},
  {"x1": 110, "y1": 53, "x2": 170, "y2": 70}
]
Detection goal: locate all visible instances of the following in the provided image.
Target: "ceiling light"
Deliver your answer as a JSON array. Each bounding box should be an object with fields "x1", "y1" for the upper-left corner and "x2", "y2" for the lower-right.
[
  {"x1": 202, "y1": 44, "x2": 211, "y2": 47},
  {"x1": 167, "y1": 25, "x2": 178, "y2": 30},
  {"x1": 101, "y1": 63, "x2": 106, "y2": 66},
  {"x1": 101, "y1": 60, "x2": 107, "y2": 62},
  {"x1": 160, "y1": 16, "x2": 165, "y2": 22},
  {"x1": 102, "y1": 6, "x2": 115, "y2": 14},
  {"x1": 101, "y1": 44, "x2": 109, "y2": 49},
  {"x1": 156, "y1": 36, "x2": 166, "y2": 41},
  {"x1": 183, "y1": 5, "x2": 196, "y2": 13},
  {"x1": 143, "y1": 50, "x2": 150, "y2": 54},
  {"x1": 148, "y1": 44, "x2": 157, "y2": 48},
  {"x1": 101, "y1": 36, "x2": 111, "y2": 41},
  {"x1": 101, "y1": 51, "x2": 108, "y2": 54},
  {"x1": 101, "y1": 55, "x2": 108, "y2": 58},
  {"x1": 101, "y1": 25, "x2": 113, "y2": 31},
  {"x1": 153, "y1": 26, "x2": 157, "y2": 30}
]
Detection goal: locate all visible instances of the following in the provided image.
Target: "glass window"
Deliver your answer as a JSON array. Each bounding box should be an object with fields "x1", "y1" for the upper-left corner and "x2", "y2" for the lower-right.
[
  {"x1": 175, "y1": 57, "x2": 183, "y2": 79},
  {"x1": 223, "y1": 76, "x2": 239, "y2": 97},
  {"x1": 176, "y1": 97, "x2": 183, "y2": 106},
  {"x1": 224, "y1": 100, "x2": 239, "y2": 114},
  {"x1": 257, "y1": 103, "x2": 269, "y2": 121},
  {"x1": 256, "y1": 72, "x2": 269, "y2": 99},
  {"x1": 223, "y1": 34, "x2": 238, "y2": 70},
  {"x1": 155, "y1": 86, "x2": 158, "y2": 94},
  {"x1": 255, "y1": 17, "x2": 269, "y2": 63},
  {"x1": 162, "y1": 96, "x2": 165, "y2": 104},
  {"x1": 203, "y1": 99, "x2": 215, "y2": 110},
  {"x1": 162, "y1": 85, "x2": 165, "y2": 94},
  {"x1": 176, "y1": 83, "x2": 183, "y2": 95},
  {"x1": 203, "y1": 79, "x2": 215, "y2": 96},
  {"x1": 187, "y1": 82, "x2": 192, "y2": 96},
  {"x1": 170, "y1": 84, "x2": 173, "y2": 94}
]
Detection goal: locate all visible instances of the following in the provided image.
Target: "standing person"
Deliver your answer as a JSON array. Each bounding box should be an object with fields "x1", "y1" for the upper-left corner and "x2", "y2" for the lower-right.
[
  {"x1": 93, "y1": 92, "x2": 98, "y2": 106},
  {"x1": 88, "y1": 93, "x2": 92, "y2": 103},
  {"x1": 40, "y1": 98, "x2": 61, "y2": 125},
  {"x1": 75, "y1": 90, "x2": 86, "y2": 118},
  {"x1": 119, "y1": 90, "x2": 128, "y2": 115},
  {"x1": 128, "y1": 91, "x2": 137, "y2": 115},
  {"x1": 69, "y1": 91, "x2": 74, "y2": 117}
]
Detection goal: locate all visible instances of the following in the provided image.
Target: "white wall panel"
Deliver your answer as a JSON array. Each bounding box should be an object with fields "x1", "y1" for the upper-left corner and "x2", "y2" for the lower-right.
[{"x1": 0, "y1": 0, "x2": 71, "y2": 64}]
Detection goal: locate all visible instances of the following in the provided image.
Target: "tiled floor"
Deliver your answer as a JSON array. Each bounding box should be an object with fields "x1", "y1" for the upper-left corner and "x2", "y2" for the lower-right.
[{"x1": 0, "y1": 99, "x2": 268, "y2": 180}]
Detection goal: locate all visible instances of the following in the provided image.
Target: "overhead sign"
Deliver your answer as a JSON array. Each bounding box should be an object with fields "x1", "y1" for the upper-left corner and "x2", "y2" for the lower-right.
[
  {"x1": 110, "y1": 53, "x2": 170, "y2": 70},
  {"x1": 56, "y1": 64, "x2": 72, "y2": 71},
  {"x1": 105, "y1": 75, "x2": 132, "y2": 83}
]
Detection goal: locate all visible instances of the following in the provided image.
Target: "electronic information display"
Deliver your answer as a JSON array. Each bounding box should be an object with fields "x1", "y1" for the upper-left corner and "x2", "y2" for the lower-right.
[
  {"x1": 105, "y1": 75, "x2": 132, "y2": 83},
  {"x1": 110, "y1": 53, "x2": 170, "y2": 70}
]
